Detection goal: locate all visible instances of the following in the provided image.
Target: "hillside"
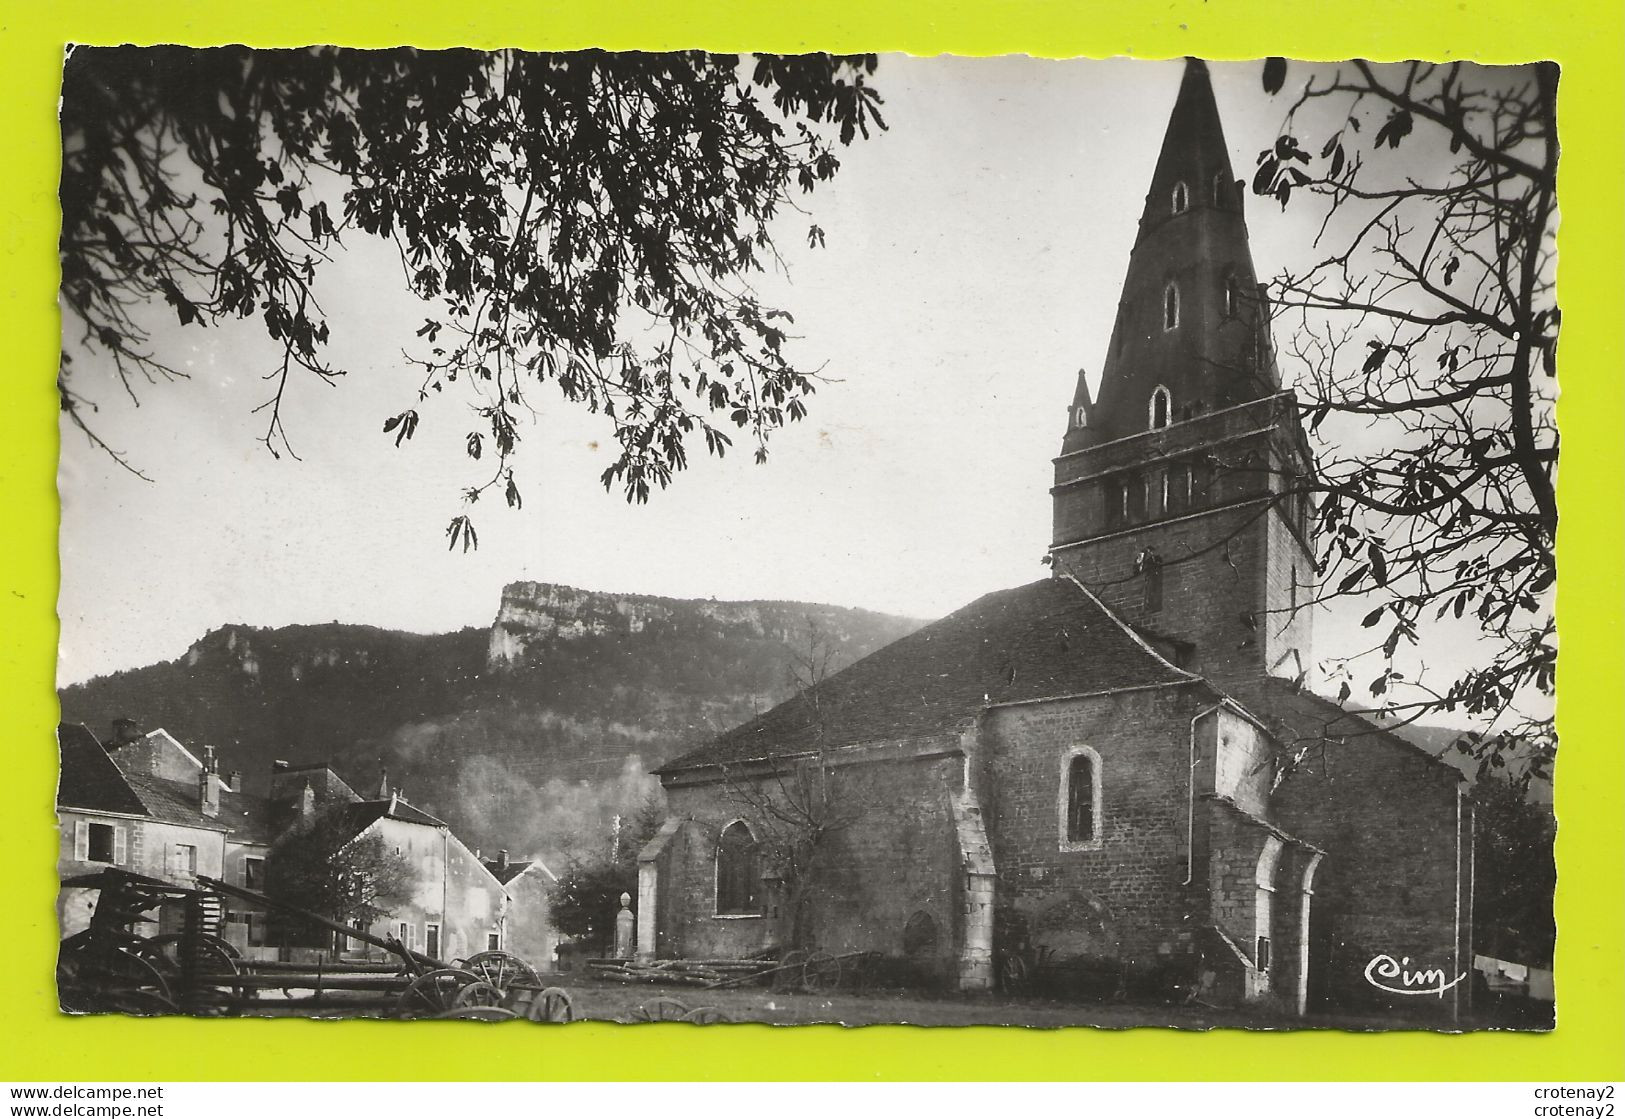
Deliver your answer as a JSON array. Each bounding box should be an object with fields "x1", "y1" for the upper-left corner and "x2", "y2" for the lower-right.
[{"x1": 60, "y1": 584, "x2": 923, "y2": 864}]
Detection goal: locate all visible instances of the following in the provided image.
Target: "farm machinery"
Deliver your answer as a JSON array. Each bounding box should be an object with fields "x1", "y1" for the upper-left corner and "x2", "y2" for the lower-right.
[{"x1": 56, "y1": 868, "x2": 573, "y2": 1021}]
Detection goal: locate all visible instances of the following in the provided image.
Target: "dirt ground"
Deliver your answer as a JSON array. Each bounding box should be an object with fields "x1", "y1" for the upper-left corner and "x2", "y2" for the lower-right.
[{"x1": 545, "y1": 975, "x2": 1413, "y2": 1031}]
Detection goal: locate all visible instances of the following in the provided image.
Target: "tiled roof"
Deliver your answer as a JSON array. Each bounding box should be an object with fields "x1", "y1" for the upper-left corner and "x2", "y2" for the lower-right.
[
  {"x1": 658, "y1": 577, "x2": 1194, "y2": 773},
  {"x1": 57, "y1": 723, "x2": 148, "y2": 817},
  {"x1": 219, "y1": 787, "x2": 281, "y2": 846},
  {"x1": 340, "y1": 797, "x2": 449, "y2": 835},
  {"x1": 1225, "y1": 677, "x2": 1461, "y2": 776},
  {"x1": 121, "y1": 772, "x2": 233, "y2": 832},
  {"x1": 483, "y1": 860, "x2": 533, "y2": 886}
]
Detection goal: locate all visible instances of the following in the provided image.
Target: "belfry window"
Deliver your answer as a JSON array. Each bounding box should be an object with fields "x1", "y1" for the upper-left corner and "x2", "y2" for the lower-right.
[
  {"x1": 1224, "y1": 272, "x2": 1239, "y2": 318},
  {"x1": 1171, "y1": 180, "x2": 1189, "y2": 214},
  {"x1": 715, "y1": 820, "x2": 760, "y2": 916},
  {"x1": 1149, "y1": 386, "x2": 1172, "y2": 430},
  {"x1": 1060, "y1": 747, "x2": 1103, "y2": 849},
  {"x1": 1163, "y1": 283, "x2": 1180, "y2": 331}
]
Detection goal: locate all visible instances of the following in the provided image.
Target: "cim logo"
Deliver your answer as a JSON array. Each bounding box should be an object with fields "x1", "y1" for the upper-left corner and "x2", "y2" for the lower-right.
[{"x1": 1363, "y1": 954, "x2": 1468, "y2": 998}]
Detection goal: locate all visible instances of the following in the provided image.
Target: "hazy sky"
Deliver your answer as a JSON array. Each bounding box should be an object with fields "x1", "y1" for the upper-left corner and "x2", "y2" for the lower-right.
[{"x1": 57, "y1": 55, "x2": 1533, "y2": 705}]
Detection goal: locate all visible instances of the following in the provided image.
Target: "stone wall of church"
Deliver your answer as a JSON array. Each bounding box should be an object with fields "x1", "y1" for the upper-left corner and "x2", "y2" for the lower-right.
[
  {"x1": 978, "y1": 684, "x2": 1208, "y2": 968},
  {"x1": 1274, "y1": 733, "x2": 1471, "y2": 1021},
  {"x1": 654, "y1": 751, "x2": 965, "y2": 968}
]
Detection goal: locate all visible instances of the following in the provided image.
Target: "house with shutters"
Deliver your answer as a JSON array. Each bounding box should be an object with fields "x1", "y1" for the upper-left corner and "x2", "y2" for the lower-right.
[
  {"x1": 56, "y1": 723, "x2": 551, "y2": 969},
  {"x1": 637, "y1": 59, "x2": 1474, "y2": 1023}
]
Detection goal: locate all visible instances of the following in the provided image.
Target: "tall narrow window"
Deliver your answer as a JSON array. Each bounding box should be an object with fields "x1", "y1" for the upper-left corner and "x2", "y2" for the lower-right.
[
  {"x1": 1224, "y1": 272, "x2": 1239, "y2": 318},
  {"x1": 715, "y1": 820, "x2": 760, "y2": 916},
  {"x1": 1060, "y1": 747, "x2": 1102, "y2": 849},
  {"x1": 1212, "y1": 172, "x2": 1228, "y2": 208},
  {"x1": 1149, "y1": 386, "x2": 1172, "y2": 430},
  {"x1": 1163, "y1": 283, "x2": 1180, "y2": 331},
  {"x1": 1103, "y1": 478, "x2": 1127, "y2": 531},
  {"x1": 1171, "y1": 180, "x2": 1189, "y2": 214},
  {"x1": 1166, "y1": 462, "x2": 1191, "y2": 516}
]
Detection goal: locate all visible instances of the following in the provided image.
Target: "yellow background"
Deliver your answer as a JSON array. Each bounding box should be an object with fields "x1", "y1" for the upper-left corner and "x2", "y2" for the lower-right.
[{"x1": 2, "y1": 0, "x2": 1620, "y2": 1082}]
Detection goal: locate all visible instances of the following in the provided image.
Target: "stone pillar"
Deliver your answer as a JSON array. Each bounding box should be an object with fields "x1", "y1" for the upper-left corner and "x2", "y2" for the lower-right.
[
  {"x1": 958, "y1": 871, "x2": 996, "y2": 991},
  {"x1": 635, "y1": 862, "x2": 659, "y2": 963},
  {"x1": 614, "y1": 892, "x2": 635, "y2": 960}
]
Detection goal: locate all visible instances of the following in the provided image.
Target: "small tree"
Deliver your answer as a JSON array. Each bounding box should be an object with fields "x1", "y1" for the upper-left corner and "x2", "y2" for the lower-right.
[
  {"x1": 265, "y1": 808, "x2": 415, "y2": 946},
  {"x1": 721, "y1": 618, "x2": 866, "y2": 951},
  {"x1": 1472, "y1": 778, "x2": 1556, "y2": 966}
]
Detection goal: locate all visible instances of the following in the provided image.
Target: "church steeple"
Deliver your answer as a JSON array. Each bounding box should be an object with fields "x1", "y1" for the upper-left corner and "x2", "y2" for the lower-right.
[
  {"x1": 1080, "y1": 58, "x2": 1278, "y2": 448},
  {"x1": 1050, "y1": 59, "x2": 1314, "y2": 684}
]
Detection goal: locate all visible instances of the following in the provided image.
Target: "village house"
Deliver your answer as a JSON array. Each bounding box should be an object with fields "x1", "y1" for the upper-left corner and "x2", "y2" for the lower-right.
[
  {"x1": 56, "y1": 723, "x2": 553, "y2": 970},
  {"x1": 481, "y1": 849, "x2": 560, "y2": 968},
  {"x1": 637, "y1": 59, "x2": 1474, "y2": 1023}
]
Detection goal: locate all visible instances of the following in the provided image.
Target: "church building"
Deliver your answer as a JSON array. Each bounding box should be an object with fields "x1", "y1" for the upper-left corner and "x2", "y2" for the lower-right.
[{"x1": 638, "y1": 59, "x2": 1473, "y2": 1022}]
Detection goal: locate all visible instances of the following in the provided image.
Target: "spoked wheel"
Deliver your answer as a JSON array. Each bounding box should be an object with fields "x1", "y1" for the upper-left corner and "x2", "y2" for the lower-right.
[
  {"x1": 461, "y1": 951, "x2": 541, "y2": 999},
  {"x1": 628, "y1": 996, "x2": 691, "y2": 1022},
  {"x1": 521, "y1": 987, "x2": 576, "y2": 1023},
  {"x1": 451, "y1": 980, "x2": 505, "y2": 1010},
  {"x1": 435, "y1": 1006, "x2": 520, "y2": 1021},
  {"x1": 681, "y1": 1006, "x2": 733, "y2": 1024},
  {"x1": 396, "y1": 968, "x2": 481, "y2": 1019},
  {"x1": 801, "y1": 951, "x2": 842, "y2": 993},
  {"x1": 132, "y1": 933, "x2": 246, "y2": 1014},
  {"x1": 772, "y1": 949, "x2": 809, "y2": 993},
  {"x1": 58, "y1": 942, "x2": 178, "y2": 1016}
]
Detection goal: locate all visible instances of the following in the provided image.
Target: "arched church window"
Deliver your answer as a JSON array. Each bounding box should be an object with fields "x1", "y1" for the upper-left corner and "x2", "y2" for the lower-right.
[
  {"x1": 1149, "y1": 385, "x2": 1172, "y2": 430},
  {"x1": 1171, "y1": 180, "x2": 1189, "y2": 214},
  {"x1": 1073, "y1": 405, "x2": 1088, "y2": 430},
  {"x1": 1059, "y1": 746, "x2": 1103, "y2": 850},
  {"x1": 1163, "y1": 283, "x2": 1180, "y2": 331},
  {"x1": 715, "y1": 820, "x2": 760, "y2": 916}
]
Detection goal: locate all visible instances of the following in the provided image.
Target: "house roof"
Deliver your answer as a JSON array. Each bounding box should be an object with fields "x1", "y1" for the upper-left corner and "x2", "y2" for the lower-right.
[
  {"x1": 483, "y1": 860, "x2": 533, "y2": 885},
  {"x1": 658, "y1": 577, "x2": 1195, "y2": 773},
  {"x1": 121, "y1": 772, "x2": 233, "y2": 832},
  {"x1": 340, "y1": 797, "x2": 449, "y2": 833},
  {"x1": 219, "y1": 787, "x2": 281, "y2": 845},
  {"x1": 57, "y1": 723, "x2": 149, "y2": 817}
]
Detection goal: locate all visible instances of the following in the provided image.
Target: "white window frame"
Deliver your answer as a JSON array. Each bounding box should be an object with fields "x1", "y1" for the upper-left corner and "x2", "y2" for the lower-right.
[
  {"x1": 243, "y1": 856, "x2": 265, "y2": 889},
  {"x1": 1057, "y1": 745, "x2": 1104, "y2": 853},
  {"x1": 713, "y1": 818, "x2": 763, "y2": 919}
]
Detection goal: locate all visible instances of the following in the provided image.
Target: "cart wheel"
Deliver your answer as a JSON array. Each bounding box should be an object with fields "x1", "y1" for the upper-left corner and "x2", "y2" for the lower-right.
[
  {"x1": 396, "y1": 967, "x2": 481, "y2": 1019},
  {"x1": 132, "y1": 933, "x2": 246, "y2": 1013},
  {"x1": 628, "y1": 997, "x2": 690, "y2": 1022},
  {"x1": 524, "y1": 987, "x2": 576, "y2": 1023},
  {"x1": 681, "y1": 1006, "x2": 732, "y2": 1024},
  {"x1": 452, "y1": 980, "x2": 504, "y2": 1009},
  {"x1": 461, "y1": 950, "x2": 542, "y2": 997},
  {"x1": 772, "y1": 949, "x2": 809, "y2": 992},
  {"x1": 801, "y1": 951, "x2": 842, "y2": 993},
  {"x1": 58, "y1": 943, "x2": 176, "y2": 1016},
  {"x1": 434, "y1": 1006, "x2": 520, "y2": 1021}
]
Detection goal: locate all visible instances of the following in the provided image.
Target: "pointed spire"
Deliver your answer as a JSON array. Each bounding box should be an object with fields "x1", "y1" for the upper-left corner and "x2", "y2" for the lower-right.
[
  {"x1": 1061, "y1": 368, "x2": 1095, "y2": 454},
  {"x1": 1073, "y1": 58, "x2": 1279, "y2": 449}
]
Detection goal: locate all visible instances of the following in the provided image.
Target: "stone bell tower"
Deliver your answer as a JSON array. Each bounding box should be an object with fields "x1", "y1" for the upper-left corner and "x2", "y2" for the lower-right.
[{"x1": 1051, "y1": 59, "x2": 1315, "y2": 685}]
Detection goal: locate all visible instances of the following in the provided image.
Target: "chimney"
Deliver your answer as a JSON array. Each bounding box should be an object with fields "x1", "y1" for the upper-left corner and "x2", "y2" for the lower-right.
[
  {"x1": 298, "y1": 779, "x2": 315, "y2": 823},
  {"x1": 227, "y1": 770, "x2": 242, "y2": 792},
  {"x1": 105, "y1": 718, "x2": 142, "y2": 751},
  {"x1": 374, "y1": 768, "x2": 391, "y2": 799},
  {"x1": 497, "y1": 849, "x2": 509, "y2": 871},
  {"x1": 199, "y1": 745, "x2": 220, "y2": 817}
]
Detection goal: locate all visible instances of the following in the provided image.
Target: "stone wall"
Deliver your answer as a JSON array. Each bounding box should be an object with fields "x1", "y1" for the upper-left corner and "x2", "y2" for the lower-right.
[
  {"x1": 1275, "y1": 731, "x2": 1471, "y2": 1021},
  {"x1": 979, "y1": 684, "x2": 1207, "y2": 967},
  {"x1": 654, "y1": 751, "x2": 965, "y2": 967}
]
